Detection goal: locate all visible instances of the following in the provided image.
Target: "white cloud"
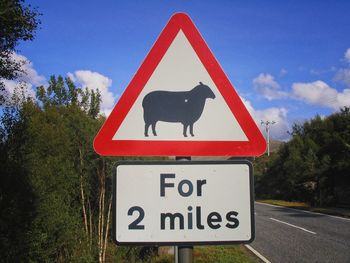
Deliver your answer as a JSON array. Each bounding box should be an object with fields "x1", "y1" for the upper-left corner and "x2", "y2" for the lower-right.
[
  {"x1": 292, "y1": 80, "x2": 350, "y2": 110},
  {"x1": 2, "y1": 52, "x2": 45, "y2": 101},
  {"x1": 2, "y1": 54, "x2": 117, "y2": 115},
  {"x1": 333, "y1": 48, "x2": 350, "y2": 87},
  {"x1": 253, "y1": 73, "x2": 288, "y2": 100},
  {"x1": 10, "y1": 52, "x2": 46, "y2": 86},
  {"x1": 334, "y1": 68, "x2": 350, "y2": 86},
  {"x1": 241, "y1": 97, "x2": 290, "y2": 141},
  {"x1": 2, "y1": 79, "x2": 36, "y2": 102},
  {"x1": 68, "y1": 70, "x2": 116, "y2": 115},
  {"x1": 345, "y1": 48, "x2": 350, "y2": 63}
]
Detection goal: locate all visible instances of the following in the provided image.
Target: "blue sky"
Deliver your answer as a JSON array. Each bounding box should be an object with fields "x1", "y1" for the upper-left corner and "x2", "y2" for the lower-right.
[{"x1": 8, "y1": 0, "x2": 350, "y2": 140}]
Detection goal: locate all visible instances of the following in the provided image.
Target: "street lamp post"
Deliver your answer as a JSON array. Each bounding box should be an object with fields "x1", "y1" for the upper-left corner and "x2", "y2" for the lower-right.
[{"x1": 261, "y1": 120, "x2": 276, "y2": 156}]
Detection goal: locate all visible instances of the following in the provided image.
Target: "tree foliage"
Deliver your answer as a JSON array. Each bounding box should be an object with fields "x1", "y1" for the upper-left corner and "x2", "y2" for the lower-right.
[
  {"x1": 255, "y1": 107, "x2": 350, "y2": 206},
  {"x1": 0, "y1": 0, "x2": 41, "y2": 103},
  {"x1": 0, "y1": 76, "x2": 117, "y2": 262}
]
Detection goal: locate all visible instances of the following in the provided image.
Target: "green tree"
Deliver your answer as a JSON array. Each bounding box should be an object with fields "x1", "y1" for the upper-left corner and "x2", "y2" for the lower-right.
[
  {"x1": 33, "y1": 76, "x2": 114, "y2": 262},
  {"x1": 0, "y1": 96, "x2": 35, "y2": 261},
  {"x1": 0, "y1": 76, "x2": 117, "y2": 262},
  {"x1": 0, "y1": 0, "x2": 41, "y2": 104},
  {"x1": 255, "y1": 107, "x2": 350, "y2": 206}
]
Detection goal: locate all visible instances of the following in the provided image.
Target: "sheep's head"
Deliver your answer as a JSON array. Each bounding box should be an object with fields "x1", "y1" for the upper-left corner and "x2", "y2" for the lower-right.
[{"x1": 197, "y1": 82, "x2": 216, "y2": 99}]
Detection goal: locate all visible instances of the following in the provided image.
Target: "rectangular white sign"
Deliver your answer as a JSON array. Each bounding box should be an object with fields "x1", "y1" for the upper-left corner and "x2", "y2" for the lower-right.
[{"x1": 113, "y1": 161, "x2": 254, "y2": 245}]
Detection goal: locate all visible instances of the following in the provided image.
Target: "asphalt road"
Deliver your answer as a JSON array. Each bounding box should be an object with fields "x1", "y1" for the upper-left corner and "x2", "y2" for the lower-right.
[{"x1": 250, "y1": 202, "x2": 350, "y2": 263}]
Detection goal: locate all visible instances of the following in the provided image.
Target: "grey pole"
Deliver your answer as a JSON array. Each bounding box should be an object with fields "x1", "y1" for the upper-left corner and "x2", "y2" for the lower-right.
[
  {"x1": 175, "y1": 156, "x2": 193, "y2": 263},
  {"x1": 174, "y1": 246, "x2": 178, "y2": 263},
  {"x1": 261, "y1": 120, "x2": 276, "y2": 156},
  {"x1": 267, "y1": 124, "x2": 270, "y2": 156},
  {"x1": 178, "y1": 246, "x2": 193, "y2": 263}
]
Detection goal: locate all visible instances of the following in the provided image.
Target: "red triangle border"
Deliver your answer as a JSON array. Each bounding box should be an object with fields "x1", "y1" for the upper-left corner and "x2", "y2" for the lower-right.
[{"x1": 94, "y1": 13, "x2": 267, "y2": 157}]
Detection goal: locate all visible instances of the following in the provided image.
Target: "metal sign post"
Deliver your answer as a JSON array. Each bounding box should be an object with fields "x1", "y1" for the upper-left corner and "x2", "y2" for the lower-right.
[
  {"x1": 176, "y1": 156, "x2": 193, "y2": 263},
  {"x1": 178, "y1": 246, "x2": 193, "y2": 263}
]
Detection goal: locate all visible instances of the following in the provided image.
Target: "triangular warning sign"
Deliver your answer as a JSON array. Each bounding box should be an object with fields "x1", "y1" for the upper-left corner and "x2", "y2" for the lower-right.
[{"x1": 94, "y1": 13, "x2": 266, "y2": 157}]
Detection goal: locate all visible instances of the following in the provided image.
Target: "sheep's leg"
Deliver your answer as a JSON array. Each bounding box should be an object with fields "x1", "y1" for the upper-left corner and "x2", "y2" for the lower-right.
[
  {"x1": 144, "y1": 123, "x2": 150, "y2": 137},
  {"x1": 151, "y1": 122, "x2": 157, "y2": 136},
  {"x1": 183, "y1": 124, "x2": 188, "y2": 137},
  {"x1": 189, "y1": 124, "x2": 194, "y2": 137}
]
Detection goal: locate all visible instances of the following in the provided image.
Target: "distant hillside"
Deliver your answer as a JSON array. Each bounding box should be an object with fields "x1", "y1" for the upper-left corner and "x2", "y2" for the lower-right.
[{"x1": 269, "y1": 140, "x2": 284, "y2": 152}]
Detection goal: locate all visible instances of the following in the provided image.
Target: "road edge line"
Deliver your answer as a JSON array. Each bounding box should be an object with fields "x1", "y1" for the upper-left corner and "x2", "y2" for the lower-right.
[
  {"x1": 245, "y1": 245, "x2": 271, "y2": 263},
  {"x1": 256, "y1": 202, "x2": 350, "y2": 221}
]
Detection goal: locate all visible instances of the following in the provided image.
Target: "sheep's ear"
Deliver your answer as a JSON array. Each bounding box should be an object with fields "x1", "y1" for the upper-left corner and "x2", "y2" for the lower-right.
[{"x1": 199, "y1": 82, "x2": 203, "y2": 85}]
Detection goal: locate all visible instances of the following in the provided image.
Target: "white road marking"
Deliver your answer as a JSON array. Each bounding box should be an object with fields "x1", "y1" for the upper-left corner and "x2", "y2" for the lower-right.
[
  {"x1": 270, "y1": 217, "x2": 316, "y2": 234},
  {"x1": 256, "y1": 202, "x2": 350, "y2": 221},
  {"x1": 245, "y1": 245, "x2": 271, "y2": 263}
]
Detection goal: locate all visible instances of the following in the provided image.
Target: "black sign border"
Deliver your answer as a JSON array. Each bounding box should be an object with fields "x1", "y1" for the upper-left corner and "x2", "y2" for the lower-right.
[{"x1": 113, "y1": 160, "x2": 255, "y2": 246}]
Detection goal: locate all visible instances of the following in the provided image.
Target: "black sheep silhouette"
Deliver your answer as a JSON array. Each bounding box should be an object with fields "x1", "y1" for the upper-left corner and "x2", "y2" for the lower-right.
[{"x1": 142, "y1": 82, "x2": 216, "y2": 137}]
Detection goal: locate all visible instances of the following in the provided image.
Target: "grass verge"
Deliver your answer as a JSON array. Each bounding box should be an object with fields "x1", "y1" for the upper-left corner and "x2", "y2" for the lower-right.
[
  {"x1": 148, "y1": 245, "x2": 259, "y2": 263},
  {"x1": 257, "y1": 199, "x2": 350, "y2": 218},
  {"x1": 193, "y1": 245, "x2": 259, "y2": 263},
  {"x1": 257, "y1": 199, "x2": 309, "y2": 208}
]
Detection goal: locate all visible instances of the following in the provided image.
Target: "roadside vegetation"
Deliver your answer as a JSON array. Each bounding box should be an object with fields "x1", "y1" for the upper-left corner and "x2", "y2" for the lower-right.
[
  {"x1": 254, "y1": 107, "x2": 350, "y2": 208},
  {"x1": 257, "y1": 200, "x2": 350, "y2": 218},
  {"x1": 105, "y1": 245, "x2": 258, "y2": 263},
  {"x1": 1, "y1": 76, "x2": 116, "y2": 262},
  {"x1": 194, "y1": 245, "x2": 258, "y2": 263}
]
